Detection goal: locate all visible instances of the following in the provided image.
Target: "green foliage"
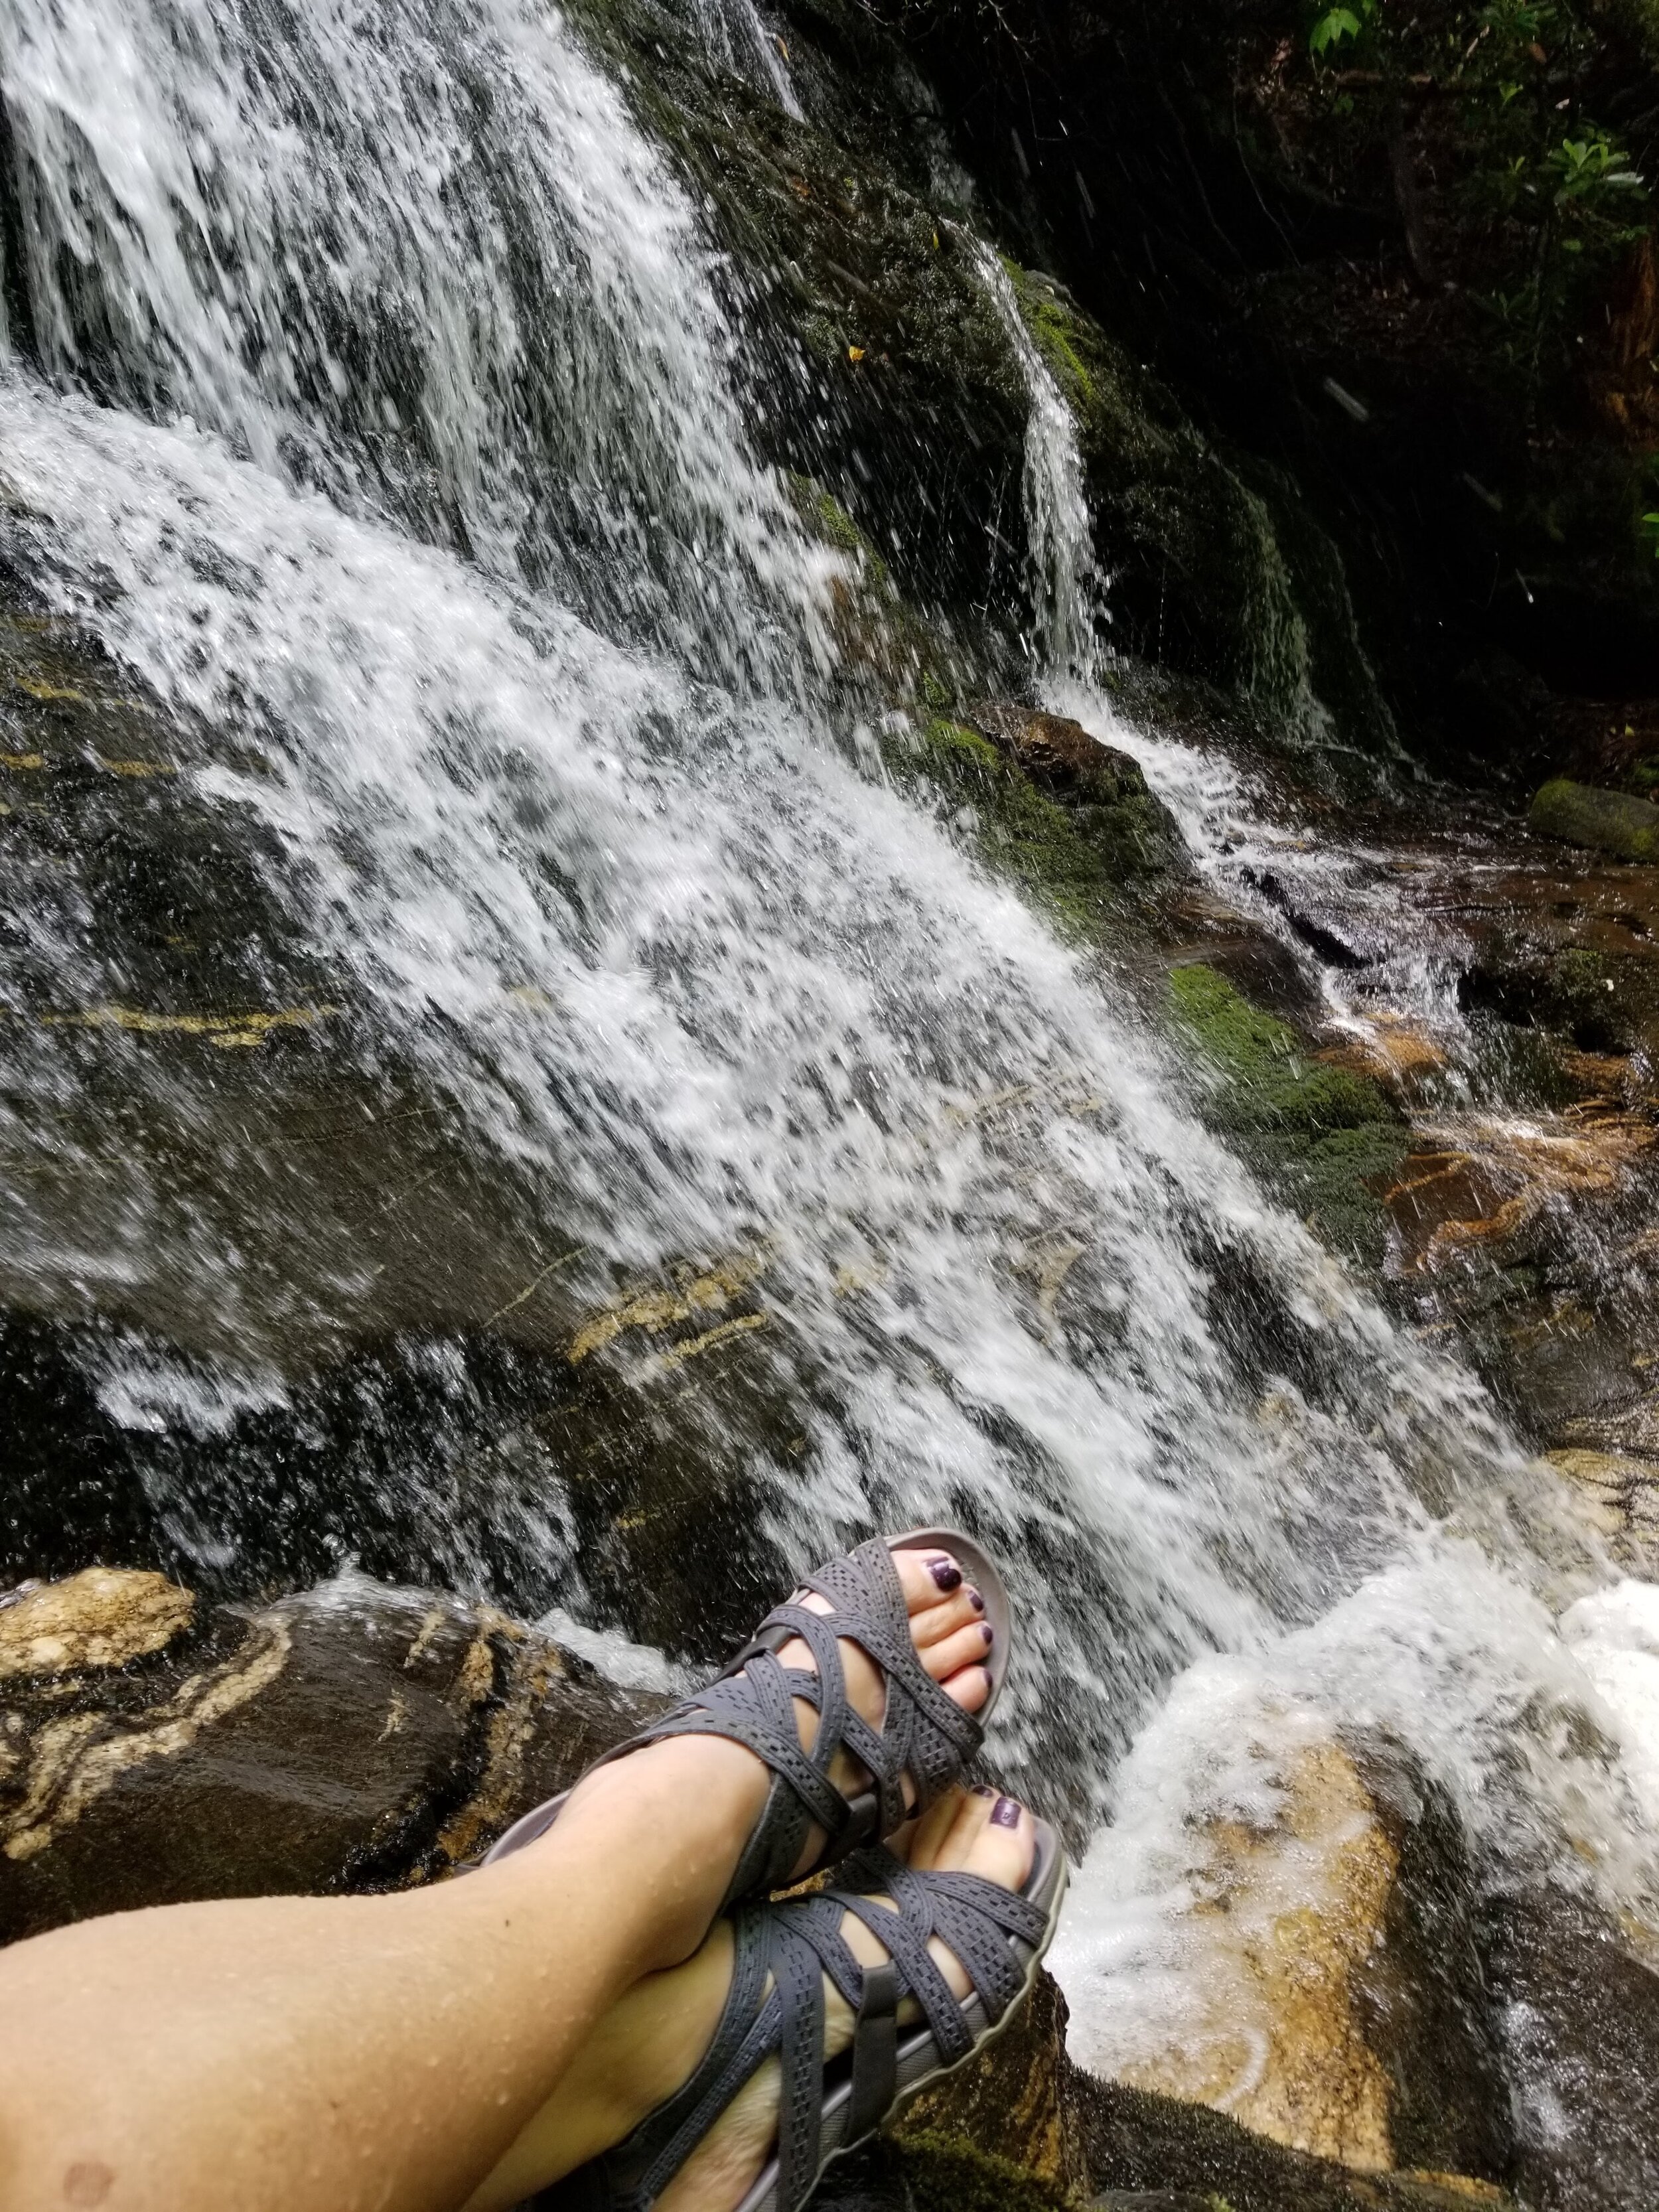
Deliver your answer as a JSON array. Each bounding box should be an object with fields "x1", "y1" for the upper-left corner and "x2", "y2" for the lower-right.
[
  {"x1": 1544, "y1": 133, "x2": 1644, "y2": 206},
  {"x1": 1303, "y1": 0, "x2": 1649, "y2": 399},
  {"x1": 1311, "y1": 8, "x2": 1359, "y2": 51},
  {"x1": 1309, "y1": 3, "x2": 1365, "y2": 55}
]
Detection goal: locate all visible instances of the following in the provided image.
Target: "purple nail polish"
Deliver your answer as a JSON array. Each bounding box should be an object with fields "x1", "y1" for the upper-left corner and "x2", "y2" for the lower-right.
[
  {"x1": 980, "y1": 1623, "x2": 995, "y2": 1647},
  {"x1": 991, "y1": 1795, "x2": 1022, "y2": 1829},
  {"x1": 967, "y1": 1587, "x2": 985, "y2": 1613},
  {"x1": 928, "y1": 1557, "x2": 962, "y2": 1593},
  {"x1": 971, "y1": 1782, "x2": 996, "y2": 1798}
]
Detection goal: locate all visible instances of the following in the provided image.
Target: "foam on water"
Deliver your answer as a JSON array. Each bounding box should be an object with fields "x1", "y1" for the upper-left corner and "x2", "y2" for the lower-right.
[{"x1": 1, "y1": 0, "x2": 1656, "y2": 2092}]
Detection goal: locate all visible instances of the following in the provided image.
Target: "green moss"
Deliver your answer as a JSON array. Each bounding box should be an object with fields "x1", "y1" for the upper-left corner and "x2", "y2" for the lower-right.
[
  {"x1": 1167, "y1": 964, "x2": 1409, "y2": 1267},
  {"x1": 899, "y1": 716, "x2": 1124, "y2": 937},
  {"x1": 1167, "y1": 964, "x2": 1388, "y2": 1135},
  {"x1": 889, "y1": 2127, "x2": 1071, "y2": 2212},
  {"x1": 1003, "y1": 257, "x2": 1100, "y2": 414},
  {"x1": 786, "y1": 471, "x2": 883, "y2": 570}
]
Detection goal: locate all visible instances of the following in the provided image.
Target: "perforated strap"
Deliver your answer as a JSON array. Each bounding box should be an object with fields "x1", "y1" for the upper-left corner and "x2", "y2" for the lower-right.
[
  {"x1": 582, "y1": 1536, "x2": 987, "y2": 1906},
  {"x1": 549, "y1": 1854, "x2": 1048, "y2": 2212}
]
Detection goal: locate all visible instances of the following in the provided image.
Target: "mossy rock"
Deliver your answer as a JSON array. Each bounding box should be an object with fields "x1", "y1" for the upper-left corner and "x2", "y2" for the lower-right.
[
  {"x1": 1167, "y1": 965, "x2": 1409, "y2": 1267},
  {"x1": 1530, "y1": 777, "x2": 1659, "y2": 863},
  {"x1": 999, "y1": 270, "x2": 1395, "y2": 771},
  {"x1": 887, "y1": 715, "x2": 1160, "y2": 938}
]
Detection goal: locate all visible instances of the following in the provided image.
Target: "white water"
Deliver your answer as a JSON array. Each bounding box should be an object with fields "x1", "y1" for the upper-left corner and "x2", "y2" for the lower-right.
[
  {"x1": 980, "y1": 254, "x2": 1659, "y2": 2089},
  {"x1": 2, "y1": 0, "x2": 1656, "y2": 2099}
]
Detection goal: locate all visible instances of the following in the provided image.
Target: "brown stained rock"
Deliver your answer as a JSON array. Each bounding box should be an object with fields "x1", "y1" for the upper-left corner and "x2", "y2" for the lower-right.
[
  {"x1": 0, "y1": 1568, "x2": 195, "y2": 1681},
  {"x1": 1379, "y1": 1106, "x2": 1656, "y2": 1277},
  {"x1": 1110, "y1": 1738, "x2": 1400, "y2": 2172},
  {"x1": 0, "y1": 1572, "x2": 668, "y2": 1943},
  {"x1": 1081, "y1": 1732, "x2": 1508, "y2": 2189},
  {"x1": 1072, "y1": 2068, "x2": 1522, "y2": 2212},
  {"x1": 964, "y1": 700, "x2": 1189, "y2": 879},
  {"x1": 1315, "y1": 1014, "x2": 1447, "y2": 1098},
  {"x1": 968, "y1": 702, "x2": 1151, "y2": 808},
  {"x1": 891, "y1": 1965, "x2": 1088, "y2": 2199},
  {"x1": 1544, "y1": 1448, "x2": 1659, "y2": 1564}
]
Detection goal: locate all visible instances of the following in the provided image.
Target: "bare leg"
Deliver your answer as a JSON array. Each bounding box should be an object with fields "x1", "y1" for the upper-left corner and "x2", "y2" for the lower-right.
[
  {"x1": 0, "y1": 1553, "x2": 991, "y2": 2212},
  {"x1": 464, "y1": 1785, "x2": 1037, "y2": 2212}
]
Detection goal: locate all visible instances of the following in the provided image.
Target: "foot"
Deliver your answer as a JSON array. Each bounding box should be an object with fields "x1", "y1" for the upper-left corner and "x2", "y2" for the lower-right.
[
  {"x1": 465, "y1": 1786, "x2": 1036, "y2": 2212},
  {"x1": 538, "y1": 1548, "x2": 995, "y2": 1972}
]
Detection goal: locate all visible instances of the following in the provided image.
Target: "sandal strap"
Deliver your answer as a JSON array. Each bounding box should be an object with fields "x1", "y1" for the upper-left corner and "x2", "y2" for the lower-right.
[
  {"x1": 573, "y1": 1850, "x2": 1046, "y2": 2212},
  {"x1": 587, "y1": 1538, "x2": 986, "y2": 1908}
]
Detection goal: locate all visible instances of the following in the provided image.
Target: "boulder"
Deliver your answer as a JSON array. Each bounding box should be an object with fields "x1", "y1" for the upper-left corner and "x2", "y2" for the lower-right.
[
  {"x1": 1481, "y1": 1887, "x2": 1659, "y2": 2211},
  {"x1": 0, "y1": 1568, "x2": 194, "y2": 1680},
  {"x1": 965, "y1": 701, "x2": 1189, "y2": 879},
  {"x1": 1096, "y1": 1732, "x2": 1506, "y2": 2184},
  {"x1": 0, "y1": 1570, "x2": 668, "y2": 1943},
  {"x1": 1528, "y1": 779, "x2": 1659, "y2": 864}
]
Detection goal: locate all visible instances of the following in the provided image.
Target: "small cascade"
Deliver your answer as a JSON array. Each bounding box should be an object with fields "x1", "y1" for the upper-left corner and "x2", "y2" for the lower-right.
[{"x1": 978, "y1": 198, "x2": 1659, "y2": 2088}]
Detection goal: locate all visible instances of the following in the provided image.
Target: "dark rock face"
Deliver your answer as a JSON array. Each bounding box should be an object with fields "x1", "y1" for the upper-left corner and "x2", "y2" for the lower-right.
[
  {"x1": 0, "y1": 1569, "x2": 668, "y2": 1945},
  {"x1": 1484, "y1": 1889, "x2": 1659, "y2": 2212},
  {"x1": 865, "y1": 0, "x2": 1659, "y2": 781}
]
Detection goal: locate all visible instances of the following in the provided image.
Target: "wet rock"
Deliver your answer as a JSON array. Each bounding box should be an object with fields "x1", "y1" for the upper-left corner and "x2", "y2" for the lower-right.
[
  {"x1": 1543, "y1": 1448, "x2": 1659, "y2": 1566},
  {"x1": 1482, "y1": 1887, "x2": 1659, "y2": 2212},
  {"x1": 0, "y1": 1569, "x2": 668, "y2": 1943},
  {"x1": 965, "y1": 700, "x2": 1190, "y2": 879},
  {"x1": 0, "y1": 1567, "x2": 194, "y2": 1680},
  {"x1": 891, "y1": 1965, "x2": 1088, "y2": 2199},
  {"x1": 1090, "y1": 1731, "x2": 1507, "y2": 2185},
  {"x1": 1074, "y1": 2069, "x2": 1522, "y2": 2212},
  {"x1": 887, "y1": 713, "x2": 1171, "y2": 939},
  {"x1": 1529, "y1": 779, "x2": 1659, "y2": 864},
  {"x1": 1165, "y1": 963, "x2": 1410, "y2": 1266}
]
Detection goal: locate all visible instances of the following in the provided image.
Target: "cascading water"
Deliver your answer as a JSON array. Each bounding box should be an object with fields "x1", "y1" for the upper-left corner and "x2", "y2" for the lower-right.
[
  {"x1": 1, "y1": 0, "x2": 1656, "y2": 2148},
  {"x1": 979, "y1": 251, "x2": 1659, "y2": 2100}
]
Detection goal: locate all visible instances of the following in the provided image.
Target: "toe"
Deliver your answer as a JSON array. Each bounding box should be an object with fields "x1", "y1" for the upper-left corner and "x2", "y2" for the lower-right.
[
  {"x1": 891, "y1": 1546, "x2": 965, "y2": 1612},
  {"x1": 921, "y1": 1619, "x2": 996, "y2": 1684},
  {"x1": 942, "y1": 1660, "x2": 991, "y2": 1715},
  {"x1": 923, "y1": 1784, "x2": 1035, "y2": 1886},
  {"x1": 911, "y1": 1586, "x2": 986, "y2": 1649}
]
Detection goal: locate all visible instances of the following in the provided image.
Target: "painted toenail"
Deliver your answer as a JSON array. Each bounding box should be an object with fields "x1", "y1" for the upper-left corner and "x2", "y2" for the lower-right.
[
  {"x1": 928, "y1": 1558, "x2": 962, "y2": 1591},
  {"x1": 971, "y1": 1782, "x2": 996, "y2": 1797},
  {"x1": 991, "y1": 1795, "x2": 1021, "y2": 1828},
  {"x1": 980, "y1": 1623, "x2": 994, "y2": 1647},
  {"x1": 968, "y1": 1587, "x2": 985, "y2": 1613}
]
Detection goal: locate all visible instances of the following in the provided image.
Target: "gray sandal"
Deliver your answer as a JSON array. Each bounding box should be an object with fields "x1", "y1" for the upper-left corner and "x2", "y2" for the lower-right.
[
  {"x1": 532, "y1": 1814, "x2": 1067, "y2": 2212},
  {"x1": 485, "y1": 1528, "x2": 1012, "y2": 1909}
]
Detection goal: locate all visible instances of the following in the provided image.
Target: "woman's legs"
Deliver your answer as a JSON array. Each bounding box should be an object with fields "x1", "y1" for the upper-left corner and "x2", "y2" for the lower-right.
[
  {"x1": 463, "y1": 1785, "x2": 1037, "y2": 2212},
  {"x1": 0, "y1": 1552, "x2": 991, "y2": 2212}
]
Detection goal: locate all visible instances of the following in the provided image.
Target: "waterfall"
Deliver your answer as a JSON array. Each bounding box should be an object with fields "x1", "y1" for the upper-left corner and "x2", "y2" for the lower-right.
[
  {"x1": 0, "y1": 0, "x2": 1654, "y2": 2083},
  {"x1": 978, "y1": 247, "x2": 1659, "y2": 2065}
]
